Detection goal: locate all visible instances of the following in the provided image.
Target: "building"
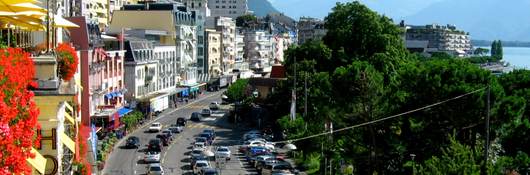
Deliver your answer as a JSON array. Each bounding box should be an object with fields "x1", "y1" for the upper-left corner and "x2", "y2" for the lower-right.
[
  {"x1": 109, "y1": 2, "x2": 198, "y2": 86},
  {"x1": 297, "y1": 17, "x2": 326, "y2": 44},
  {"x1": 208, "y1": 0, "x2": 248, "y2": 18},
  {"x1": 272, "y1": 33, "x2": 294, "y2": 63},
  {"x1": 181, "y1": 0, "x2": 210, "y2": 74},
  {"x1": 207, "y1": 16, "x2": 236, "y2": 73},
  {"x1": 205, "y1": 29, "x2": 222, "y2": 76},
  {"x1": 404, "y1": 23, "x2": 472, "y2": 57},
  {"x1": 244, "y1": 31, "x2": 273, "y2": 71},
  {"x1": 233, "y1": 29, "x2": 248, "y2": 71},
  {"x1": 75, "y1": 0, "x2": 110, "y2": 29},
  {"x1": 31, "y1": 54, "x2": 82, "y2": 175}
]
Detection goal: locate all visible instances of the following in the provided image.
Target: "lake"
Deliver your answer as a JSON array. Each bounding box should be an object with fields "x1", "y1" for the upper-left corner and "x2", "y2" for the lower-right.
[{"x1": 477, "y1": 46, "x2": 530, "y2": 69}]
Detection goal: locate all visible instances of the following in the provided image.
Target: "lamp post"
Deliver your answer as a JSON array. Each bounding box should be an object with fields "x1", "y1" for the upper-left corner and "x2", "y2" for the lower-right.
[{"x1": 410, "y1": 154, "x2": 416, "y2": 175}]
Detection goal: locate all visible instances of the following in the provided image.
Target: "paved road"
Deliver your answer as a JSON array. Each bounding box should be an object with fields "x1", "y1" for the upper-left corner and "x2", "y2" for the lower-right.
[{"x1": 102, "y1": 90, "x2": 258, "y2": 175}]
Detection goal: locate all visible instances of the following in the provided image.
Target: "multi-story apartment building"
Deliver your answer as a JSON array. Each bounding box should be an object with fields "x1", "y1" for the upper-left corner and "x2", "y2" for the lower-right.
[
  {"x1": 297, "y1": 17, "x2": 326, "y2": 44},
  {"x1": 74, "y1": 0, "x2": 110, "y2": 29},
  {"x1": 181, "y1": 0, "x2": 210, "y2": 74},
  {"x1": 208, "y1": 0, "x2": 248, "y2": 18},
  {"x1": 109, "y1": 2, "x2": 198, "y2": 86},
  {"x1": 404, "y1": 23, "x2": 472, "y2": 57},
  {"x1": 205, "y1": 29, "x2": 222, "y2": 76},
  {"x1": 245, "y1": 31, "x2": 273, "y2": 71},
  {"x1": 207, "y1": 16, "x2": 236, "y2": 73}
]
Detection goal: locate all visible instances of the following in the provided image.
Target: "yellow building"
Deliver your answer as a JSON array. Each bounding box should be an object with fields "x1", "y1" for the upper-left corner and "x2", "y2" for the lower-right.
[
  {"x1": 30, "y1": 54, "x2": 82, "y2": 175},
  {"x1": 205, "y1": 29, "x2": 222, "y2": 76}
]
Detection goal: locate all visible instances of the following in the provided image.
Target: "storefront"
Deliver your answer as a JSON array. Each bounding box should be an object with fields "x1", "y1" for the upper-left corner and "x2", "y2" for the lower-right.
[{"x1": 179, "y1": 82, "x2": 207, "y2": 99}]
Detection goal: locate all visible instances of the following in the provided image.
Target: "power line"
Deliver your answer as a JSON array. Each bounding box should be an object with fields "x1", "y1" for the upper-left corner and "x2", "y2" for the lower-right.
[{"x1": 275, "y1": 87, "x2": 487, "y2": 144}]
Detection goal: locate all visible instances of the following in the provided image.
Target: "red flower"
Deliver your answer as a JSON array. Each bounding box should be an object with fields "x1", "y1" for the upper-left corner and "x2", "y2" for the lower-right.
[
  {"x1": 0, "y1": 48, "x2": 40, "y2": 174},
  {"x1": 56, "y1": 43, "x2": 79, "y2": 81}
]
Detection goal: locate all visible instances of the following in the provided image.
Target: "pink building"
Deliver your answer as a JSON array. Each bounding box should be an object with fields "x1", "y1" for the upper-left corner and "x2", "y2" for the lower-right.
[{"x1": 68, "y1": 17, "x2": 127, "y2": 132}]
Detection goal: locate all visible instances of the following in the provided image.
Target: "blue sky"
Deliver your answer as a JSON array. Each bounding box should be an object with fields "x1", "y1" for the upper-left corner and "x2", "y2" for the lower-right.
[{"x1": 270, "y1": 0, "x2": 442, "y2": 20}]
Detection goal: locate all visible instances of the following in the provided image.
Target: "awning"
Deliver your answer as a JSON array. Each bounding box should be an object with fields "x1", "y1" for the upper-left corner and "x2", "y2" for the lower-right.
[
  {"x1": 54, "y1": 14, "x2": 79, "y2": 28},
  {"x1": 59, "y1": 132, "x2": 75, "y2": 152},
  {"x1": 26, "y1": 147, "x2": 46, "y2": 174},
  {"x1": 117, "y1": 107, "x2": 132, "y2": 117},
  {"x1": 104, "y1": 93, "x2": 113, "y2": 99}
]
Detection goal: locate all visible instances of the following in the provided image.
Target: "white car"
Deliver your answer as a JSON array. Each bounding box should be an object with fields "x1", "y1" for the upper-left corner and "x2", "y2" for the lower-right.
[
  {"x1": 147, "y1": 163, "x2": 164, "y2": 175},
  {"x1": 144, "y1": 151, "x2": 161, "y2": 163},
  {"x1": 209, "y1": 101, "x2": 220, "y2": 110},
  {"x1": 193, "y1": 160, "x2": 210, "y2": 174},
  {"x1": 245, "y1": 140, "x2": 275, "y2": 150},
  {"x1": 149, "y1": 122, "x2": 162, "y2": 132},
  {"x1": 215, "y1": 146, "x2": 231, "y2": 160},
  {"x1": 194, "y1": 142, "x2": 206, "y2": 150},
  {"x1": 191, "y1": 148, "x2": 204, "y2": 157}
]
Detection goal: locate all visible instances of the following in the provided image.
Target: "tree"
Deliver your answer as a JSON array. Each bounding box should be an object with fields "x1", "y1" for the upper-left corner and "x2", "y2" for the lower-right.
[
  {"x1": 473, "y1": 48, "x2": 490, "y2": 56},
  {"x1": 236, "y1": 14, "x2": 257, "y2": 28},
  {"x1": 323, "y1": 1, "x2": 408, "y2": 74},
  {"x1": 491, "y1": 40, "x2": 503, "y2": 59},
  {"x1": 491, "y1": 40, "x2": 497, "y2": 57},
  {"x1": 0, "y1": 48, "x2": 40, "y2": 174},
  {"x1": 225, "y1": 79, "x2": 250, "y2": 102}
]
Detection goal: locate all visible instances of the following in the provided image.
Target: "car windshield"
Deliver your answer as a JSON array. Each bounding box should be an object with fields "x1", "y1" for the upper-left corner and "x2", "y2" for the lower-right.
[
  {"x1": 218, "y1": 148, "x2": 229, "y2": 152},
  {"x1": 200, "y1": 133, "x2": 210, "y2": 137},
  {"x1": 151, "y1": 123, "x2": 160, "y2": 127},
  {"x1": 197, "y1": 163, "x2": 208, "y2": 167},
  {"x1": 196, "y1": 137, "x2": 206, "y2": 142},
  {"x1": 149, "y1": 140, "x2": 159, "y2": 144},
  {"x1": 150, "y1": 166, "x2": 161, "y2": 171},
  {"x1": 204, "y1": 172, "x2": 218, "y2": 175},
  {"x1": 193, "y1": 150, "x2": 202, "y2": 154},
  {"x1": 274, "y1": 164, "x2": 291, "y2": 170}
]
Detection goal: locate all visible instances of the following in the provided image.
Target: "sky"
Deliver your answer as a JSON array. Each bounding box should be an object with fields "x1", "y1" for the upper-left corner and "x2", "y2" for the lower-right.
[{"x1": 270, "y1": 0, "x2": 442, "y2": 20}]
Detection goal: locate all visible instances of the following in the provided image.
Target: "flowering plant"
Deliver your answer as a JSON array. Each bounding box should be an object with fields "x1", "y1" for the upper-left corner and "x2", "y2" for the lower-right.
[
  {"x1": 0, "y1": 48, "x2": 40, "y2": 174},
  {"x1": 56, "y1": 43, "x2": 79, "y2": 81}
]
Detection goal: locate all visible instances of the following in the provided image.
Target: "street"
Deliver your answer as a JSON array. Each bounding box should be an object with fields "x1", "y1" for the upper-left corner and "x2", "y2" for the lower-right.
[{"x1": 102, "y1": 90, "x2": 258, "y2": 175}]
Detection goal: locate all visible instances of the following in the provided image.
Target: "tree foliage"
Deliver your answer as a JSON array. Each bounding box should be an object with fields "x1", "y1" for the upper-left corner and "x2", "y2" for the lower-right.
[
  {"x1": 236, "y1": 14, "x2": 258, "y2": 28},
  {"x1": 491, "y1": 40, "x2": 503, "y2": 59},
  {"x1": 225, "y1": 79, "x2": 250, "y2": 102}
]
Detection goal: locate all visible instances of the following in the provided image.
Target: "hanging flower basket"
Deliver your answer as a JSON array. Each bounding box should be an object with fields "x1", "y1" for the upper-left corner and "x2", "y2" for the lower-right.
[{"x1": 56, "y1": 43, "x2": 79, "y2": 81}]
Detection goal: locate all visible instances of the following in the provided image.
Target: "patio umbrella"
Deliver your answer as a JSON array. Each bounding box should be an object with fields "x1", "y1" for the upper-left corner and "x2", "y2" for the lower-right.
[
  {"x1": 0, "y1": 0, "x2": 40, "y2": 5},
  {"x1": 53, "y1": 14, "x2": 78, "y2": 28},
  {"x1": 0, "y1": 2, "x2": 46, "y2": 12}
]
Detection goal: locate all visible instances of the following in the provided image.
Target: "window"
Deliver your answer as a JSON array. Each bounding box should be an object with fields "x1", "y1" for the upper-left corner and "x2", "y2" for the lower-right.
[
  {"x1": 199, "y1": 3, "x2": 201, "y2": 7},
  {"x1": 198, "y1": 36, "x2": 204, "y2": 44},
  {"x1": 233, "y1": 6, "x2": 236, "y2": 8},
  {"x1": 198, "y1": 48, "x2": 204, "y2": 56},
  {"x1": 191, "y1": 3, "x2": 194, "y2": 8},
  {"x1": 222, "y1": 5, "x2": 225, "y2": 8}
]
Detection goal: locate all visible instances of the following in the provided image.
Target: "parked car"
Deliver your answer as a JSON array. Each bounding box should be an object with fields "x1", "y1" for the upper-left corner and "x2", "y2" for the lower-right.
[
  {"x1": 168, "y1": 125, "x2": 183, "y2": 133},
  {"x1": 200, "y1": 168, "x2": 219, "y2": 175},
  {"x1": 144, "y1": 151, "x2": 161, "y2": 163},
  {"x1": 148, "y1": 139, "x2": 162, "y2": 152},
  {"x1": 190, "y1": 112, "x2": 202, "y2": 122},
  {"x1": 156, "y1": 134, "x2": 170, "y2": 146},
  {"x1": 147, "y1": 163, "x2": 164, "y2": 175},
  {"x1": 199, "y1": 133, "x2": 214, "y2": 144},
  {"x1": 176, "y1": 117, "x2": 187, "y2": 126},
  {"x1": 209, "y1": 102, "x2": 220, "y2": 110},
  {"x1": 215, "y1": 146, "x2": 231, "y2": 160},
  {"x1": 194, "y1": 142, "x2": 206, "y2": 150},
  {"x1": 125, "y1": 136, "x2": 140, "y2": 149},
  {"x1": 261, "y1": 162, "x2": 294, "y2": 175},
  {"x1": 191, "y1": 155, "x2": 208, "y2": 169},
  {"x1": 161, "y1": 129, "x2": 173, "y2": 138},
  {"x1": 191, "y1": 148, "x2": 204, "y2": 158},
  {"x1": 201, "y1": 109, "x2": 212, "y2": 117},
  {"x1": 203, "y1": 129, "x2": 216, "y2": 139},
  {"x1": 195, "y1": 137, "x2": 209, "y2": 146},
  {"x1": 193, "y1": 160, "x2": 210, "y2": 175},
  {"x1": 149, "y1": 122, "x2": 162, "y2": 132}
]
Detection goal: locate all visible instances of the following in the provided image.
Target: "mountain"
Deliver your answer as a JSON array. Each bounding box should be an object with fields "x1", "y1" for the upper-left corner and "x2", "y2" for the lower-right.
[
  {"x1": 404, "y1": 0, "x2": 530, "y2": 41},
  {"x1": 248, "y1": 0, "x2": 279, "y2": 17}
]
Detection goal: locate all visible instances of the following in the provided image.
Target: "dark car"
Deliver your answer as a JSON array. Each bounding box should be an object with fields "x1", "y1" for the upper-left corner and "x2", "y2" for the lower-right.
[
  {"x1": 125, "y1": 136, "x2": 140, "y2": 149},
  {"x1": 156, "y1": 134, "x2": 171, "y2": 146},
  {"x1": 201, "y1": 109, "x2": 212, "y2": 117},
  {"x1": 148, "y1": 139, "x2": 162, "y2": 152},
  {"x1": 190, "y1": 112, "x2": 202, "y2": 122},
  {"x1": 176, "y1": 117, "x2": 187, "y2": 126},
  {"x1": 199, "y1": 133, "x2": 213, "y2": 145},
  {"x1": 195, "y1": 137, "x2": 209, "y2": 145},
  {"x1": 203, "y1": 129, "x2": 216, "y2": 139},
  {"x1": 200, "y1": 168, "x2": 219, "y2": 175}
]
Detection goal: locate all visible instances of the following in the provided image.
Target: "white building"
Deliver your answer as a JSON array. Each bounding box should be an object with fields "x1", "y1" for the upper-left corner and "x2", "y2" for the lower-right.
[
  {"x1": 208, "y1": 0, "x2": 249, "y2": 18},
  {"x1": 206, "y1": 16, "x2": 236, "y2": 73},
  {"x1": 244, "y1": 31, "x2": 273, "y2": 71},
  {"x1": 297, "y1": 17, "x2": 327, "y2": 44},
  {"x1": 182, "y1": 0, "x2": 210, "y2": 74}
]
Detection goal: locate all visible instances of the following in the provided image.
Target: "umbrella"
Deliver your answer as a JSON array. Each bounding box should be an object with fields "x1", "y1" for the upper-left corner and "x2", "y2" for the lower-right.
[
  {"x1": 283, "y1": 143, "x2": 297, "y2": 151},
  {"x1": 0, "y1": 0, "x2": 39, "y2": 5},
  {"x1": 53, "y1": 14, "x2": 78, "y2": 28},
  {"x1": 0, "y1": 2, "x2": 46, "y2": 12}
]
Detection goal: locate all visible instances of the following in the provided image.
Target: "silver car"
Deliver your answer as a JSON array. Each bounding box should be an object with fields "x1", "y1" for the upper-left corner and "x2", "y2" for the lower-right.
[
  {"x1": 144, "y1": 151, "x2": 161, "y2": 163},
  {"x1": 215, "y1": 146, "x2": 231, "y2": 160},
  {"x1": 147, "y1": 163, "x2": 164, "y2": 175}
]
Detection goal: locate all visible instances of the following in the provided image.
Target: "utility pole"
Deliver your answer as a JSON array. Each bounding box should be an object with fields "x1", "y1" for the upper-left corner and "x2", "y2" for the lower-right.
[
  {"x1": 482, "y1": 85, "x2": 491, "y2": 175},
  {"x1": 304, "y1": 72, "x2": 307, "y2": 118}
]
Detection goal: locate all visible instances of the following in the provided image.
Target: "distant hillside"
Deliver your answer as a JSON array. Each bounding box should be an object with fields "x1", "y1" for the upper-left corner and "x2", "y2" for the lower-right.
[
  {"x1": 405, "y1": 0, "x2": 530, "y2": 41},
  {"x1": 472, "y1": 40, "x2": 530, "y2": 48},
  {"x1": 248, "y1": 0, "x2": 279, "y2": 17}
]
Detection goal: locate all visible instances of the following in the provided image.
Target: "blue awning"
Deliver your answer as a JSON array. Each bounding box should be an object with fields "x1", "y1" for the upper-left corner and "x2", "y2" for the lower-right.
[
  {"x1": 105, "y1": 93, "x2": 113, "y2": 99},
  {"x1": 117, "y1": 107, "x2": 133, "y2": 117}
]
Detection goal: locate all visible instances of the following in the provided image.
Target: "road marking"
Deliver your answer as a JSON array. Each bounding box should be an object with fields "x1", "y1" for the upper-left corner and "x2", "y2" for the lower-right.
[{"x1": 111, "y1": 91, "x2": 224, "y2": 152}]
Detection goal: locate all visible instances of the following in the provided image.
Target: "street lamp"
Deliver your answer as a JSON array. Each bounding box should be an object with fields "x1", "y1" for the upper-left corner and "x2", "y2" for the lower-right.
[
  {"x1": 253, "y1": 89, "x2": 259, "y2": 98},
  {"x1": 410, "y1": 154, "x2": 416, "y2": 175}
]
